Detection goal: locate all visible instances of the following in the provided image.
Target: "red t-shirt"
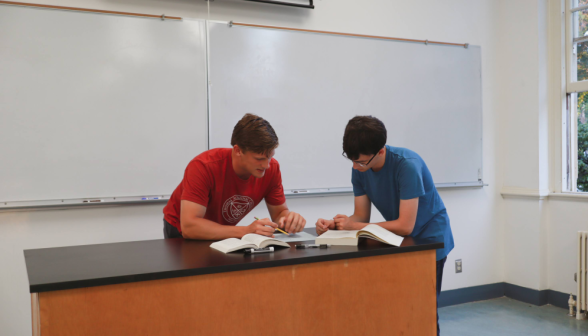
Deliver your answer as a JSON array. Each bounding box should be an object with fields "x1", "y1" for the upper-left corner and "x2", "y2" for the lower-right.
[{"x1": 163, "y1": 148, "x2": 286, "y2": 232}]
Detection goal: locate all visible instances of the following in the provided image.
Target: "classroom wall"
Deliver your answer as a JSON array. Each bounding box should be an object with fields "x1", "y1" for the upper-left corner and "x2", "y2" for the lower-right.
[
  {"x1": 0, "y1": 1, "x2": 505, "y2": 335},
  {"x1": 499, "y1": 0, "x2": 552, "y2": 291},
  {"x1": 548, "y1": 198, "x2": 588, "y2": 295},
  {"x1": 500, "y1": 0, "x2": 588, "y2": 298},
  {"x1": 544, "y1": 0, "x2": 588, "y2": 296}
]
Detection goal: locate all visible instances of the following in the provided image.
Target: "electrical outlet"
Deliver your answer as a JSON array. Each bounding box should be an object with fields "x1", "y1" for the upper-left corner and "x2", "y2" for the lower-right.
[{"x1": 455, "y1": 259, "x2": 462, "y2": 273}]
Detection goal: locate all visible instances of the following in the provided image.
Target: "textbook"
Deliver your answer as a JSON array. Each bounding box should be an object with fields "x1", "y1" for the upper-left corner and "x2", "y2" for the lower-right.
[
  {"x1": 315, "y1": 224, "x2": 404, "y2": 247},
  {"x1": 210, "y1": 234, "x2": 290, "y2": 253}
]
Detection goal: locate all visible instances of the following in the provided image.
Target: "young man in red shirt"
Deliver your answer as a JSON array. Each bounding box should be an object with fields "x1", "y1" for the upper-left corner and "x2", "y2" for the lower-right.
[{"x1": 163, "y1": 113, "x2": 306, "y2": 239}]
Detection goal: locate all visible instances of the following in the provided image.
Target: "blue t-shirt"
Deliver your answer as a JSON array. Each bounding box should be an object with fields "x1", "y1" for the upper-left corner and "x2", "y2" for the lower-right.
[{"x1": 351, "y1": 146, "x2": 454, "y2": 260}]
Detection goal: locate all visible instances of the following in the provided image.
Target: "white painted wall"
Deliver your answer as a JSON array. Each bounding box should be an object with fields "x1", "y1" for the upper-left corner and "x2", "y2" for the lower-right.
[
  {"x1": 500, "y1": 0, "x2": 588, "y2": 298},
  {"x1": 544, "y1": 0, "x2": 588, "y2": 297},
  {"x1": 499, "y1": 0, "x2": 553, "y2": 291},
  {"x1": 499, "y1": 0, "x2": 543, "y2": 191},
  {"x1": 0, "y1": 1, "x2": 504, "y2": 335},
  {"x1": 548, "y1": 197, "x2": 588, "y2": 294},
  {"x1": 499, "y1": 0, "x2": 588, "y2": 298}
]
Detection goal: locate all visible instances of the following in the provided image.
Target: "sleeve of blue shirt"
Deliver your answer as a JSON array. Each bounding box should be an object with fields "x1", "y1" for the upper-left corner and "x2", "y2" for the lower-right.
[
  {"x1": 398, "y1": 158, "x2": 426, "y2": 200},
  {"x1": 351, "y1": 168, "x2": 366, "y2": 197}
]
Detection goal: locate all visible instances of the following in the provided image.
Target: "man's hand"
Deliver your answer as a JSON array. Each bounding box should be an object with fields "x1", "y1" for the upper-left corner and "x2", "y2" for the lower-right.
[
  {"x1": 247, "y1": 218, "x2": 277, "y2": 237},
  {"x1": 333, "y1": 214, "x2": 356, "y2": 230},
  {"x1": 315, "y1": 218, "x2": 335, "y2": 235},
  {"x1": 278, "y1": 212, "x2": 306, "y2": 234}
]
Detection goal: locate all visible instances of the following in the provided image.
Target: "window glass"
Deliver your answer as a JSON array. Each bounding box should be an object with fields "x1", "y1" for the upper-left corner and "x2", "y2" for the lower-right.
[{"x1": 575, "y1": 93, "x2": 588, "y2": 191}]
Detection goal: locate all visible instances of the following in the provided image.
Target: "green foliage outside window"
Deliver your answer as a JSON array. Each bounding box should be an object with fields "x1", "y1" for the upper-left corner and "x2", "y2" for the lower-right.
[
  {"x1": 577, "y1": 92, "x2": 588, "y2": 192},
  {"x1": 576, "y1": 10, "x2": 588, "y2": 191}
]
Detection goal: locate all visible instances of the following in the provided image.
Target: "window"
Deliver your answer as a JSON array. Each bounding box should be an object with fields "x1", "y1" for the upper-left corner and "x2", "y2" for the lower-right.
[{"x1": 565, "y1": 0, "x2": 588, "y2": 192}]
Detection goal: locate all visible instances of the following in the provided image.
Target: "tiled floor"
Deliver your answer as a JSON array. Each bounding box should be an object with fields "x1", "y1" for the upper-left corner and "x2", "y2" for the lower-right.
[{"x1": 439, "y1": 297, "x2": 588, "y2": 336}]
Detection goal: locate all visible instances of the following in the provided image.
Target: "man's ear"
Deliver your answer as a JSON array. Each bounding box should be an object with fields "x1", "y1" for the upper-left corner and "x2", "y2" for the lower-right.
[
  {"x1": 378, "y1": 147, "x2": 386, "y2": 156},
  {"x1": 233, "y1": 144, "x2": 243, "y2": 156}
]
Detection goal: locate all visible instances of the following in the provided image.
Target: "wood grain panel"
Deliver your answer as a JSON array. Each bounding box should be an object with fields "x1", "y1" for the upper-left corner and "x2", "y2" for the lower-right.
[{"x1": 39, "y1": 250, "x2": 436, "y2": 336}]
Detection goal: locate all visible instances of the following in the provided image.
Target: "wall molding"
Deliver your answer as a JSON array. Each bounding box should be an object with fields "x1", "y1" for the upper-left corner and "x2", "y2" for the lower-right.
[
  {"x1": 439, "y1": 282, "x2": 573, "y2": 309},
  {"x1": 501, "y1": 187, "x2": 588, "y2": 202},
  {"x1": 500, "y1": 187, "x2": 550, "y2": 199},
  {"x1": 548, "y1": 192, "x2": 588, "y2": 202}
]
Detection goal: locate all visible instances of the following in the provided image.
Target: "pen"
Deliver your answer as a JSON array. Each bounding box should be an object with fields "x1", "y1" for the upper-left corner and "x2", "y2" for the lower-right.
[
  {"x1": 244, "y1": 247, "x2": 274, "y2": 254},
  {"x1": 254, "y1": 217, "x2": 290, "y2": 235},
  {"x1": 296, "y1": 244, "x2": 331, "y2": 249}
]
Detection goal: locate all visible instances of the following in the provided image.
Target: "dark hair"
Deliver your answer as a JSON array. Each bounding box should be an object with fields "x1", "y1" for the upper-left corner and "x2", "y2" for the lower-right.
[
  {"x1": 342, "y1": 116, "x2": 387, "y2": 160},
  {"x1": 231, "y1": 113, "x2": 279, "y2": 155}
]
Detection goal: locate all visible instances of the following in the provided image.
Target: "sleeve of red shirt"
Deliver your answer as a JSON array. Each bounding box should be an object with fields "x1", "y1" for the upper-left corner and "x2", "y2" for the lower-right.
[
  {"x1": 265, "y1": 160, "x2": 286, "y2": 206},
  {"x1": 181, "y1": 159, "x2": 213, "y2": 207}
]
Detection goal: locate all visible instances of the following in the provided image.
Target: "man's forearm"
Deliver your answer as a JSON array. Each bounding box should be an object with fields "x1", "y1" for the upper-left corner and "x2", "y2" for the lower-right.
[
  {"x1": 373, "y1": 219, "x2": 413, "y2": 236},
  {"x1": 181, "y1": 217, "x2": 247, "y2": 240},
  {"x1": 349, "y1": 214, "x2": 368, "y2": 224},
  {"x1": 273, "y1": 209, "x2": 290, "y2": 223},
  {"x1": 347, "y1": 217, "x2": 413, "y2": 236}
]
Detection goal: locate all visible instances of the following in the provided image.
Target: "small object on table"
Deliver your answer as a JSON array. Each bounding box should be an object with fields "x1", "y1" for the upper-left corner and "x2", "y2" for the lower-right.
[
  {"x1": 295, "y1": 244, "x2": 331, "y2": 249},
  {"x1": 244, "y1": 247, "x2": 274, "y2": 254}
]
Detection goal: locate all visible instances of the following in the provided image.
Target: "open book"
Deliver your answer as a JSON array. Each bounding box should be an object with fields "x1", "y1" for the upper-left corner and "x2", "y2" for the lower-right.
[
  {"x1": 210, "y1": 234, "x2": 290, "y2": 253},
  {"x1": 315, "y1": 224, "x2": 404, "y2": 247}
]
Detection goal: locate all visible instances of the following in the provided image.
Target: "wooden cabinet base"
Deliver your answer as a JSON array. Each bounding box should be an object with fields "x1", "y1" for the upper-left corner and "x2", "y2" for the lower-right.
[{"x1": 35, "y1": 250, "x2": 436, "y2": 336}]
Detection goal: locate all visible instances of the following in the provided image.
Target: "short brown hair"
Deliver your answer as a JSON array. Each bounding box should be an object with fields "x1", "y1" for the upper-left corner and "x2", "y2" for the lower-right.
[
  {"x1": 342, "y1": 116, "x2": 387, "y2": 161},
  {"x1": 231, "y1": 113, "x2": 279, "y2": 155}
]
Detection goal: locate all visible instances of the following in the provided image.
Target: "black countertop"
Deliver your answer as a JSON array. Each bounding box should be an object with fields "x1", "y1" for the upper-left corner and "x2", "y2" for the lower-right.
[{"x1": 24, "y1": 228, "x2": 443, "y2": 293}]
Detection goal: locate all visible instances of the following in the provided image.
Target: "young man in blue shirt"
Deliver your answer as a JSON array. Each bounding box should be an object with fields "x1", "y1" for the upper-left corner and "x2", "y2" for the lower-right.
[{"x1": 316, "y1": 115, "x2": 454, "y2": 336}]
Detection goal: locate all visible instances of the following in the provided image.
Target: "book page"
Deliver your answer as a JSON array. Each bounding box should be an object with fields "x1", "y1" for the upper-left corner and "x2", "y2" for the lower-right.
[
  {"x1": 316, "y1": 230, "x2": 359, "y2": 239},
  {"x1": 241, "y1": 234, "x2": 272, "y2": 247},
  {"x1": 210, "y1": 238, "x2": 255, "y2": 253},
  {"x1": 359, "y1": 224, "x2": 404, "y2": 246},
  {"x1": 241, "y1": 234, "x2": 289, "y2": 248}
]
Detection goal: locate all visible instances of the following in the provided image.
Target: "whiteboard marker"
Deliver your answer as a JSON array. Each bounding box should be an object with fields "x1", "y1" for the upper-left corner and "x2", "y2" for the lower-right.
[{"x1": 142, "y1": 197, "x2": 163, "y2": 200}]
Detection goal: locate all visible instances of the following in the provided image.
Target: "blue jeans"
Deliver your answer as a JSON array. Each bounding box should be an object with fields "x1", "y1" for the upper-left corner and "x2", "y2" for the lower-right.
[{"x1": 437, "y1": 257, "x2": 447, "y2": 336}]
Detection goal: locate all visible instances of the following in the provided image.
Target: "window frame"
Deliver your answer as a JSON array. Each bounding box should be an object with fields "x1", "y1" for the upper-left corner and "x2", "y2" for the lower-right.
[
  {"x1": 566, "y1": 1, "x2": 588, "y2": 92},
  {"x1": 563, "y1": 0, "x2": 588, "y2": 192}
]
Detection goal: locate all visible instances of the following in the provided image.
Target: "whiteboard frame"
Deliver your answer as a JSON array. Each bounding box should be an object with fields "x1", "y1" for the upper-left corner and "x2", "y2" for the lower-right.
[{"x1": 0, "y1": 181, "x2": 486, "y2": 211}]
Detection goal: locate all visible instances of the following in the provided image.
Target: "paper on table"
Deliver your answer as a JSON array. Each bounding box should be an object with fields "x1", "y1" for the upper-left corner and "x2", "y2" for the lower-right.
[
  {"x1": 272, "y1": 231, "x2": 316, "y2": 243},
  {"x1": 316, "y1": 230, "x2": 358, "y2": 239}
]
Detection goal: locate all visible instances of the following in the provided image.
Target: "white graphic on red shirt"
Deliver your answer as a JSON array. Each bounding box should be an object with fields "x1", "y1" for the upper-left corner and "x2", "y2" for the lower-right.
[{"x1": 222, "y1": 195, "x2": 254, "y2": 224}]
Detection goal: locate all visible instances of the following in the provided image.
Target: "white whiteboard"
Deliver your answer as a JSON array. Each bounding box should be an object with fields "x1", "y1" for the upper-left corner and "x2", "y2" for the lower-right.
[
  {"x1": 208, "y1": 21, "x2": 482, "y2": 191},
  {"x1": 0, "y1": 6, "x2": 208, "y2": 203}
]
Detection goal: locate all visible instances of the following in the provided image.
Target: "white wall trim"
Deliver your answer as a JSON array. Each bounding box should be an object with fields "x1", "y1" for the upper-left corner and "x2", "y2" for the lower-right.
[
  {"x1": 501, "y1": 186, "x2": 588, "y2": 201},
  {"x1": 548, "y1": 0, "x2": 565, "y2": 193},
  {"x1": 501, "y1": 187, "x2": 551, "y2": 199},
  {"x1": 548, "y1": 191, "x2": 588, "y2": 201}
]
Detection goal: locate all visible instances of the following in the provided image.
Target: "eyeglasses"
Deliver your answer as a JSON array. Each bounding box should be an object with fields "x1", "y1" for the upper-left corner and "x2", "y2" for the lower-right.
[{"x1": 342, "y1": 152, "x2": 378, "y2": 167}]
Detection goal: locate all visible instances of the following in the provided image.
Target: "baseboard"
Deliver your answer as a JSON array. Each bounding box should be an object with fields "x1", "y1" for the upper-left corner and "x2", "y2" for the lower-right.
[
  {"x1": 547, "y1": 290, "x2": 573, "y2": 309},
  {"x1": 439, "y1": 282, "x2": 572, "y2": 309},
  {"x1": 504, "y1": 283, "x2": 548, "y2": 306},
  {"x1": 438, "y1": 283, "x2": 504, "y2": 308}
]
